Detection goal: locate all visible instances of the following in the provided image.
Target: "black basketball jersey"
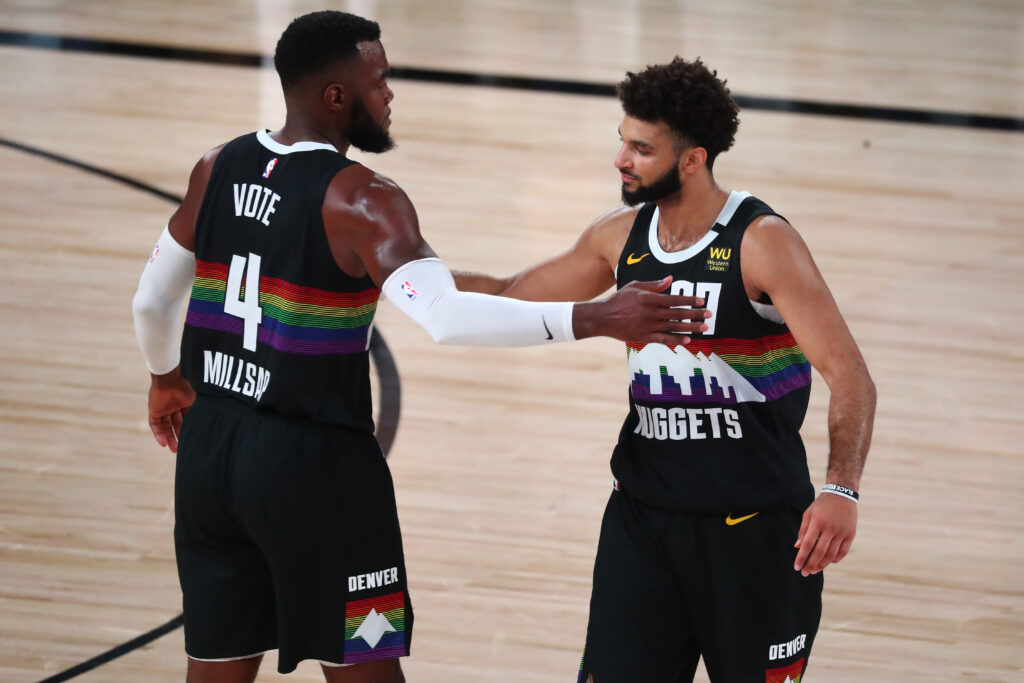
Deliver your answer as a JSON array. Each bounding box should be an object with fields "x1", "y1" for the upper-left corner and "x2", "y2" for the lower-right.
[
  {"x1": 612, "y1": 191, "x2": 814, "y2": 512},
  {"x1": 180, "y1": 130, "x2": 378, "y2": 432}
]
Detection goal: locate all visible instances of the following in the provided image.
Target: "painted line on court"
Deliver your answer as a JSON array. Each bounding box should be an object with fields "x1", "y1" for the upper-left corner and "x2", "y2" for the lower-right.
[
  {"x1": 0, "y1": 136, "x2": 402, "y2": 680},
  {"x1": 1, "y1": 28, "x2": 1021, "y2": 132},
  {"x1": 0, "y1": 136, "x2": 183, "y2": 204},
  {"x1": 35, "y1": 615, "x2": 185, "y2": 683}
]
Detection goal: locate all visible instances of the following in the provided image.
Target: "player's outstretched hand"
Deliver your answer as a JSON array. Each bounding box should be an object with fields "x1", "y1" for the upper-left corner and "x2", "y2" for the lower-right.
[
  {"x1": 574, "y1": 276, "x2": 711, "y2": 345},
  {"x1": 793, "y1": 493, "x2": 858, "y2": 576},
  {"x1": 148, "y1": 367, "x2": 196, "y2": 454}
]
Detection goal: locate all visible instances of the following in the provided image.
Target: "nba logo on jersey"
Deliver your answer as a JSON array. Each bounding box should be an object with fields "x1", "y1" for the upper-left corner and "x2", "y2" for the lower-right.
[
  {"x1": 262, "y1": 157, "x2": 279, "y2": 179},
  {"x1": 400, "y1": 281, "x2": 417, "y2": 300},
  {"x1": 149, "y1": 244, "x2": 160, "y2": 264}
]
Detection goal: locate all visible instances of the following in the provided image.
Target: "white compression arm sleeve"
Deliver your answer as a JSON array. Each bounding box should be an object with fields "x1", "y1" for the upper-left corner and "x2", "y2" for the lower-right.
[
  {"x1": 382, "y1": 257, "x2": 575, "y2": 346},
  {"x1": 131, "y1": 226, "x2": 196, "y2": 374}
]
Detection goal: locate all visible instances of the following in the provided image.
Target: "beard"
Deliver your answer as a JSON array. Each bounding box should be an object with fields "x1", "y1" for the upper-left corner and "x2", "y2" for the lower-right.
[
  {"x1": 348, "y1": 96, "x2": 394, "y2": 154},
  {"x1": 621, "y1": 164, "x2": 682, "y2": 206}
]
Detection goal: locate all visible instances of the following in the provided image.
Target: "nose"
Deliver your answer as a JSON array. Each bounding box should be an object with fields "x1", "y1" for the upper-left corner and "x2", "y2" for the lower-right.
[
  {"x1": 614, "y1": 144, "x2": 632, "y2": 171},
  {"x1": 384, "y1": 85, "x2": 395, "y2": 105}
]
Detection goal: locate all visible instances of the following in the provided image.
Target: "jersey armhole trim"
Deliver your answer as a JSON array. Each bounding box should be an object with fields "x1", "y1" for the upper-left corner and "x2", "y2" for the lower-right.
[{"x1": 748, "y1": 298, "x2": 785, "y2": 324}]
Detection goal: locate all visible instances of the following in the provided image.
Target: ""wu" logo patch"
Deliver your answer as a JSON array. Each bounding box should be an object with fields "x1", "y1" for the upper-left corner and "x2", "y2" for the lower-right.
[{"x1": 706, "y1": 247, "x2": 732, "y2": 273}]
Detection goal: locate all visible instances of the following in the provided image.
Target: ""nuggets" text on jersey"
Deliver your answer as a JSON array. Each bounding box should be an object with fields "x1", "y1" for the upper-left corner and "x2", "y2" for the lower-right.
[{"x1": 633, "y1": 405, "x2": 742, "y2": 441}]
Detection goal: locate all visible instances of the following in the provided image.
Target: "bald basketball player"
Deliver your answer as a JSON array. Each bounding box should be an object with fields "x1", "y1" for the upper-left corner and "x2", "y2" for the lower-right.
[
  {"x1": 455, "y1": 58, "x2": 876, "y2": 682},
  {"x1": 130, "y1": 11, "x2": 710, "y2": 683}
]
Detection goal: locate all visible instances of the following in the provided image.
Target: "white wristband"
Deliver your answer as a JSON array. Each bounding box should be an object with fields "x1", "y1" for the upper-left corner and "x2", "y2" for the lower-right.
[
  {"x1": 821, "y1": 483, "x2": 859, "y2": 503},
  {"x1": 383, "y1": 257, "x2": 575, "y2": 346}
]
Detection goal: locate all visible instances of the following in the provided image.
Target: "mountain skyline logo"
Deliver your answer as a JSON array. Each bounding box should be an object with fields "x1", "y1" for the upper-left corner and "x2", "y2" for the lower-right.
[
  {"x1": 627, "y1": 343, "x2": 766, "y2": 404},
  {"x1": 352, "y1": 607, "x2": 397, "y2": 649}
]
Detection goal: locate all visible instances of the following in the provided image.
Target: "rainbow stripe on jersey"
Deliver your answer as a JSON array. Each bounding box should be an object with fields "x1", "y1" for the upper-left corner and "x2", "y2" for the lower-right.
[
  {"x1": 626, "y1": 331, "x2": 810, "y2": 404},
  {"x1": 185, "y1": 259, "x2": 378, "y2": 355}
]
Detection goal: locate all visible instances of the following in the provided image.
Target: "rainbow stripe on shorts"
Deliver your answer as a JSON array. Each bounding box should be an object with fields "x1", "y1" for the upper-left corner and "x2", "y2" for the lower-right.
[{"x1": 344, "y1": 591, "x2": 407, "y2": 663}]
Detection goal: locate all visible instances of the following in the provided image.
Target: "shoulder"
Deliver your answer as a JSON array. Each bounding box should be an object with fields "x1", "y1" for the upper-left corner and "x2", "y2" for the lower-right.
[
  {"x1": 741, "y1": 214, "x2": 818, "y2": 298},
  {"x1": 581, "y1": 205, "x2": 641, "y2": 252},
  {"x1": 188, "y1": 143, "x2": 226, "y2": 182},
  {"x1": 321, "y1": 165, "x2": 420, "y2": 246},
  {"x1": 168, "y1": 143, "x2": 229, "y2": 249},
  {"x1": 326, "y1": 164, "x2": 407, "y2": 205},
  {"x1": 742, "y1": 213, "x2": 804, "y2": 253},
  {"x1": 589, "y1": 205, "x2": 641, "y2": 232}
]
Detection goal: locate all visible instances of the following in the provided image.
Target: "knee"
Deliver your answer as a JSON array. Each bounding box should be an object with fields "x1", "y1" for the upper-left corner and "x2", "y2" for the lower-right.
[
  {"x1": 322, "y1": 658, "x2": 403, "y2": 683},
  {"x1": 185, "y1": 654, "x2": 262, "y2": 683}
]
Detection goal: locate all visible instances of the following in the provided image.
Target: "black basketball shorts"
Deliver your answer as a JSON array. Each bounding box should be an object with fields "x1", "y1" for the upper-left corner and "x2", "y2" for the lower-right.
[
  {"x1": 577, "y1": 487, "x2": 822, "y2": 683},
  {"x1": 174, "y1": 395, "x2": 412, "y2": 673}
]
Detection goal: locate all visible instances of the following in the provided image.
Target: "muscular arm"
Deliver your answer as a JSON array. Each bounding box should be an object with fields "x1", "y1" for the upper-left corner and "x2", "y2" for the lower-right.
[
  {"x1": 167, "y1": 146, "x2": 222, "y2": 250},
  {"x1": 742, "y1": 215, "x2": 876, "y2": 574},
  {"x1": 133, "y1": 145, "x2": 221, "y2": 370},
  {"x1": 322, "y1": 165, "x2": 436, "y2": 285},
  {"x1": 453, "y1": 207, "x2": 633, "y2": 302},
  {"x1": 132, "y1": 146, "x2": 221, "y2": 452},
  {"x1": 322, "y1": 171, "x2": 706, "y2": 344}
]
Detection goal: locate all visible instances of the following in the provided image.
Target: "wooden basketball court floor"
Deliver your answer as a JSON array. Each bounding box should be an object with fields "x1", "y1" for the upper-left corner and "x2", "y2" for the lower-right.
[{"x1": 1, "y1": 1, "x2": 1022, "y2": 681}]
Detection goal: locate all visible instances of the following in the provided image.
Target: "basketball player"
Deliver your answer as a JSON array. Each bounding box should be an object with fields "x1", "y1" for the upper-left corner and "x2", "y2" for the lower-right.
[
  {"x1": 130, "y1": 12, "x2": 711, "y2": 683},
  {"x1": 455, "y1": 58, "x2": 876, "y2": 682}
]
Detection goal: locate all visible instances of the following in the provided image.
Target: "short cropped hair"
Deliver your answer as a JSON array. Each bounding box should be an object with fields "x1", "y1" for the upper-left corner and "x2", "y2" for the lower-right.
[
  {"x1": 274, "y1": 11, "x2": 381, "y2": 87},
  {"x1": 617, "y1": 58, "x2": 739, "y2": 169}
]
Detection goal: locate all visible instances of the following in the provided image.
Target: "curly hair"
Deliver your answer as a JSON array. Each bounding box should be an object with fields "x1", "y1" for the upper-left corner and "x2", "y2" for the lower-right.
[
  {"x1": 274, "y1": 11, "x2": 381, "y2": 87},
  {"x1": 617, "y1": 58, "x2": 739, "y2": 170}
]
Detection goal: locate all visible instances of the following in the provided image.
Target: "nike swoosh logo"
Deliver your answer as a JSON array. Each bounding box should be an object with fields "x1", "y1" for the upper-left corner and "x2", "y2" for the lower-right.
[
  {"x1": 725, "y1": 512, "x2": 759, "y2": 526},
  {"x1": 626, "y1": 252, "x2": 651, "y2": 265},
  {"x1": 542, "y1": 316, "x2": 553, "y2": 340}
]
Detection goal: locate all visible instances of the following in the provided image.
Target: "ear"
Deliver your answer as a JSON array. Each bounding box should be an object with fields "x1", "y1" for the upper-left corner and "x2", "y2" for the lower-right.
[
  {"x1": 323, "y1": 83, "x2": 347, "y2": 113},
  {"x1": 679, "y1": 146, "x2": 708, "y2": 176}
]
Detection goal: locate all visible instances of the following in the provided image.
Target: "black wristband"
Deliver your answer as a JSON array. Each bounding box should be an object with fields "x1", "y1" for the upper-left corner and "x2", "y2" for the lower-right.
[{"x1": 821, "y1": 483, "x2": 859, "y2": 503}]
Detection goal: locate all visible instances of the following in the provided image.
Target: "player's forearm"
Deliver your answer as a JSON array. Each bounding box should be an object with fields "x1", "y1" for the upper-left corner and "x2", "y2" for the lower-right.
[
  {"x1": 452, "y1": 268, "x2": 588, "y2": 302},
  {"x1": 133, "y1": 227, "x2": 196, "y2": 374},
  {"x1": 387, "y1": 259, "x2": 574, "y2": 346},
  {"x1": 452, "y1": 270, "x2": 515, "y2": 296},
  {"x1": 824, "y1": 369, "x2": 876, "y2": 490}
]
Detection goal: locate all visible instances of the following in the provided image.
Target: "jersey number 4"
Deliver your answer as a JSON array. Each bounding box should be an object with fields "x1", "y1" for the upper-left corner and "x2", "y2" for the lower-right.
[
  {"x1": 225, "y1": 253, "x2": 263, "y2": 351},
  {"x1": 671, "y1": 279, "x2": 721, "y2": 335}
]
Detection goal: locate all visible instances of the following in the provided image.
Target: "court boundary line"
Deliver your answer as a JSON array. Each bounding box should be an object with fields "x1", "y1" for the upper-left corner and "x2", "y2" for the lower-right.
[
  {"x1": 35, "y1": 615, "x2": 185, "y2": 683},
  {"x1": 0, "y1": 136, "x2": 402, "y2": 681},
  {"x1": 0, "y1": 29, "x2": 1021, "y2": 133},
  {"x1": 0, "y1": 136, "x2": 183, "y2": 203}
]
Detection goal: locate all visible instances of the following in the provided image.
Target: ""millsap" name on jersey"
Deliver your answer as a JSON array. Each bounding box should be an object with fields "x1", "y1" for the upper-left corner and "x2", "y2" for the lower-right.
[{"x1": 203, "y1": 349, "x2": 271, "y2": 401}]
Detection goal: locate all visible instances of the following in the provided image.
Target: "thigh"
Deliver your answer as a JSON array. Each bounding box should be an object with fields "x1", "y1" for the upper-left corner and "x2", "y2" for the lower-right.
[
  {"x1": 175, "y1": 400, "x2": 278, "y2": 661},
  {"x1": 239, "y1": 422, "x2": 412, "y2": 673},
  {"x1": 580, "y1": 490, "x2": 700, "y2": 683},
  {"x1": 695, "y1": 506, "x2": 823, "y2": 683}
]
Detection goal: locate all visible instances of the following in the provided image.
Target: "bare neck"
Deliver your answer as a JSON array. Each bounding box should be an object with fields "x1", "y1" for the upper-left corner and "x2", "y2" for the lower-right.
[
  {"x1": 271, "y1": 106, "x2": 350, "y2": 155},
  {"x1": 654, "y1": 175, "x2": 731, "y2": 252}
]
